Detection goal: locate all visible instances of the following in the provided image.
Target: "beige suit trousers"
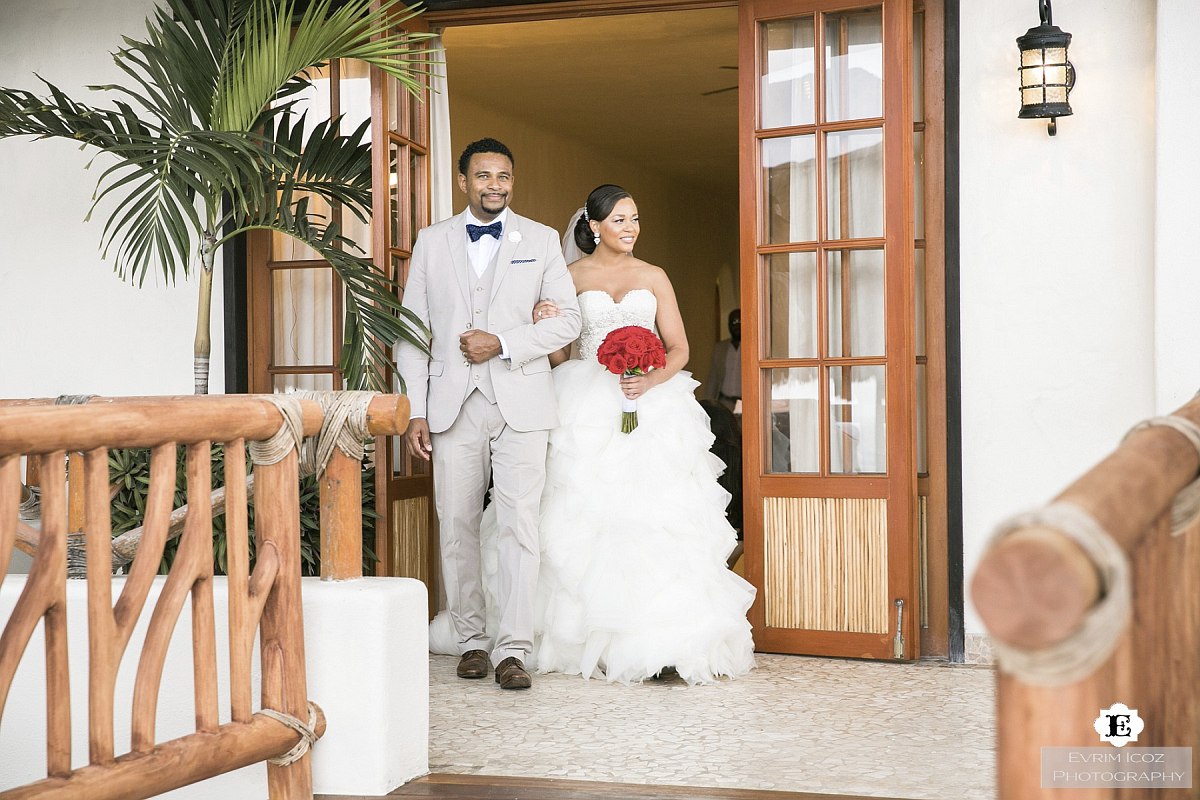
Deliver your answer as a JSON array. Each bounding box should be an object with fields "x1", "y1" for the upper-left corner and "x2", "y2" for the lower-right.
[{"x1": 432, "y1": 389, "x2": 548, "y2": 666}]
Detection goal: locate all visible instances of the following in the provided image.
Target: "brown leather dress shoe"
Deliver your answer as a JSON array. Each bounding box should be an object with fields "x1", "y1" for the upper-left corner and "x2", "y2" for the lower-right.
[
  {"x1": 457, "y1": 649, "x2": 489, "y2": 679},
  {"x1": 494, "y1": 656, "x2": 532, "y2": 690}
]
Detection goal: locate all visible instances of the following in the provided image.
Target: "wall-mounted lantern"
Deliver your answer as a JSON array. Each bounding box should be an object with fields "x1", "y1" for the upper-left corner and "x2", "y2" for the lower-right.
[{"x1": 1017, "y1": 0, "x2": 1075, "y2": 136}]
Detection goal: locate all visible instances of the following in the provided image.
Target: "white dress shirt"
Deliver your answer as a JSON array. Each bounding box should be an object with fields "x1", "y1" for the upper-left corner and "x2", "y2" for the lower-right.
[
  {"x1": 465, "y1": 207, "x2": 509, "y2": 277},
  {"x1": 464, "y1": 207, "x2": 511, "y2": 359}
]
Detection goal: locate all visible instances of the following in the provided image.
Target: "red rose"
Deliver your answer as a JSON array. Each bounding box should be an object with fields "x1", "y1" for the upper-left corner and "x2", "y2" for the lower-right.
[
  {"x1": 607, "y1": 354, "x2": 629, "y2": 374},
  {"x1": 624, "y1": 336, "x2": 648, "y2": 356},
  {"x1": 639, "y1": 352, "x2": 658, "y2": 371}
]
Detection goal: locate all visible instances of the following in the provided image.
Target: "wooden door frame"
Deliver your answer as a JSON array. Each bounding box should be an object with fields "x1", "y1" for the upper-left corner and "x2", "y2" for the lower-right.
[
  {"x1": 424, "y1": 0, "x2": 738, "y2": 27},
  {"x1": 918, "y1": 0, "x2": 951, "y2": 659},
  {"x1": 373, "y1": 12, "x2": 439, "y2": 601}
]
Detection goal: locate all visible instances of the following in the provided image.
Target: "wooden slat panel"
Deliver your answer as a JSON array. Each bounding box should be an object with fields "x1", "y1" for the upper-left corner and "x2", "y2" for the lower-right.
[
  {"x1": 763, "y1": 497, "x2": 887, "y2": 634},
  {"x1": 391, "y1": 495, "x2": 431, "y2": 584},
  {"x1": 186, "y1": 443, "x2": 219, "y2": 734},
  {"x1": 0, "y1": 457, "x2": 20, "y2": 596},
  {"x1": 255, "y1": 452, "x2": 315, "y2": 797},
  {"x1": 225, "y1": 439, "x2": 254, "y2": 723},
  {"x1": 83, "y1": 447, "x2": 116, "y2": 765}
]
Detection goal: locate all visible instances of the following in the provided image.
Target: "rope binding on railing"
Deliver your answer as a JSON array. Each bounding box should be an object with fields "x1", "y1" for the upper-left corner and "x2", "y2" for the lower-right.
[
  {"x1": 259, "y1": 702, "x2": 320, "y2": 766},
  {"x1": 251, "y1": 391, "x2": 377, "y2": 476},
  {"x1": 249, "y1": 395, "x2": 308, "y2": 467},
  {"x1": 54, "y1": 393, "x2": 95, "y2": 407},
  {"x1": 986, "y1": 501, "x2": 1131, "y2": 686},
  {"x1": 1124, "y1": 414, "x2": 1200, "y2": 536}
]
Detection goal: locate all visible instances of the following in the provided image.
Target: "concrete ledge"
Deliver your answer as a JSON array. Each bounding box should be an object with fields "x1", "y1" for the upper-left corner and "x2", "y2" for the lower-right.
[
  {"x1": 304, "y1": 577, "x2": 429, "y2": 795},
  {"x1": 0, "y1": 574, "x2": 428, "y2": 798}
]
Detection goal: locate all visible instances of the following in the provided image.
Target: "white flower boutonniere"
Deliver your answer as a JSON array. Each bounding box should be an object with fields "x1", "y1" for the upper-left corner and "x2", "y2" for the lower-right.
[{"x1": 507, "y1": 230, "x2": 522, "y2": 243}]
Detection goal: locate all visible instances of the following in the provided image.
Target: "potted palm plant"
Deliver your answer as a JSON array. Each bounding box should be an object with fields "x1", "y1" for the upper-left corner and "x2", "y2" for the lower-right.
[{"x1": 0, "y1": 0, "x2": 432, "y2": 392}]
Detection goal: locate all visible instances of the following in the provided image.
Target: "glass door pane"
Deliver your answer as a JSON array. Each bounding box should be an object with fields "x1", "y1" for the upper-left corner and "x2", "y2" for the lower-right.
[
  {"x1": 827, "y1": 248, "x2": 885, "y2": 358},
  {"x1": 765, "y1": 367, "x2": 820, "y2": 474},
  {"x1": 766, "y1": 251, "x2": 818, "y2": 359},
  {"x1": 823, "y1": 8, "x2": 884, "y2": 122},
  {"x1": 272, "y1": 267, "x2": 334, "y2": 367},
  {"x1": 828, "y1": 365, "x2": 886, "y2": 474},
  {"x1": 761, "y1": 17, "x2": 815, "y2": 129},
  {"x1": 763, "y1": 135, "x2": 817, "y2": 244},
  {"x1": 826, "y1": 128, "x2": 884, "y2": 240}
]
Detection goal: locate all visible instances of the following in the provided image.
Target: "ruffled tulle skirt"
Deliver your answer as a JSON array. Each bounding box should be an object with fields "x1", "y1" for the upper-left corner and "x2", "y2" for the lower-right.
[{"x1": 429, "y1": 359, "x2": 756, "y2": 685}]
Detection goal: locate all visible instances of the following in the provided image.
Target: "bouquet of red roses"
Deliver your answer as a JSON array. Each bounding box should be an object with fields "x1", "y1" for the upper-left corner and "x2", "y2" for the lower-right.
[{"x1": 596, "y1": 325, "x2": 667, "y2": 433}]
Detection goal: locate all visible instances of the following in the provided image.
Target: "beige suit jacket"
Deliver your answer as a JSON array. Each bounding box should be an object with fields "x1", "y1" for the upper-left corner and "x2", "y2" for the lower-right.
[{"x1": 396, "y1": 209, "x2": 581, "y2": 433}]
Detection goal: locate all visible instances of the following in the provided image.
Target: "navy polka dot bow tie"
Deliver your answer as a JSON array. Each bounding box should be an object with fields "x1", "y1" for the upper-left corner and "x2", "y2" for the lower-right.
[{"x1": 466, "y1": 221, "x2": 502, "y2": 242}]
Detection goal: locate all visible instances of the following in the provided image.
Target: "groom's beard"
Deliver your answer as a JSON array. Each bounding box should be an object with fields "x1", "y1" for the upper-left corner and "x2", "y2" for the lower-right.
[{"x1": 480, "y1": 192, "x2": 509, "y2": 214}]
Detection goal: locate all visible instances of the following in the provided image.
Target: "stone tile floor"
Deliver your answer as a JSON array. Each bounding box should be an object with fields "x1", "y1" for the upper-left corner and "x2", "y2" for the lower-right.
[{"x1": 429, "y1": 653, "x2": 996, "y2": 799}]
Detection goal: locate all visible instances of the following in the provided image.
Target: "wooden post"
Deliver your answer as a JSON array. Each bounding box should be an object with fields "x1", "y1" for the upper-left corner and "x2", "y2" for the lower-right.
[
  {"x1": 318, "y1": 394, "x2": 410, "y2": 581},
  {"x1": 255, "y1": 450, "x2": 313, "y2": 798},
  {"x1": 67, "y1": 452, "x2": 85, "y2": 534},
  {"x1": 319, "y1": 449, "x2": 363, "y2": 580},
  {"x1": 972, "y1": 397, "x2": 1200, "y2": 800}
]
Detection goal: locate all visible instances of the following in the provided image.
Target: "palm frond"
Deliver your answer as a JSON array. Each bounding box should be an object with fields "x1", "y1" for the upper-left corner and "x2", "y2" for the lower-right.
[
  {"x1": 257, "y1": 112, "x2": 373, "y2": 220},
  {"x1": 213, "y1": 0, "x2": 438, "y2": 132}
]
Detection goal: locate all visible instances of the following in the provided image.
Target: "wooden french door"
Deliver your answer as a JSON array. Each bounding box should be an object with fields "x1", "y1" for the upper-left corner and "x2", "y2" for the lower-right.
[
  {"x1": 245, "y1": 26, "x2": 436, "y2": 591},
  {"x1": 739, "y1": 0, "x2": 920, "y2": 659},
  {"x1": 373, "y1": 25, "x2": 438, "y2": 597}
]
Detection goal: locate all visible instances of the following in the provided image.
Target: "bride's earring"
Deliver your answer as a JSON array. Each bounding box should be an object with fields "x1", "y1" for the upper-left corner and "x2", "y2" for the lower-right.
[{"x1": 593, "y1": 234, "x2": 600, "y2": 245}]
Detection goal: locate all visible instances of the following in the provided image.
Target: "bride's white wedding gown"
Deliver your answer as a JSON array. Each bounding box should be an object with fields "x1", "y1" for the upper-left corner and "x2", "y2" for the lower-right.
[{"x1": 429, "y1": 288, "x2": 756, "y2": 684}]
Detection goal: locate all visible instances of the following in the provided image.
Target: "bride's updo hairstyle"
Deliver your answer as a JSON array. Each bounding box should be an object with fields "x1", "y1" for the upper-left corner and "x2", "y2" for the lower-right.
[{"x1": 573, "y1": 184, "x2": 632, "y2": 255}]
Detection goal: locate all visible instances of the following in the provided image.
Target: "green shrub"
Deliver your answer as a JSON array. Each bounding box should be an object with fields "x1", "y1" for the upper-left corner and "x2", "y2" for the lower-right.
[{"x1": 108, "y1": 445, "x2": 377, "y2": 576}]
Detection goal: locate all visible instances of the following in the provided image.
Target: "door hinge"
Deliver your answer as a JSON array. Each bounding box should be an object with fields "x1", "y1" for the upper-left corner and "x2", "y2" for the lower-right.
[{"x1": 892, "y1": 598, "x2": 906, "y2": 659}]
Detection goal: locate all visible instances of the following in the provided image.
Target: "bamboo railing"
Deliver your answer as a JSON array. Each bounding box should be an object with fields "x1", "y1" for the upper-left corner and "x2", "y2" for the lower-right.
[
  {"x1": 0, "y1": 393, "x2": 409, "y2": 800},
  {"x1": 971, "y1": 395, "x2": 1200, "y2": 799}
]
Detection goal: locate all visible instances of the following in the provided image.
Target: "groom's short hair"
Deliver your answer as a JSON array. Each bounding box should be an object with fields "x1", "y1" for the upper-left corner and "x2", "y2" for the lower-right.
[{"x1": 458, "y1": 137, "x2": 514, "y2": 176}]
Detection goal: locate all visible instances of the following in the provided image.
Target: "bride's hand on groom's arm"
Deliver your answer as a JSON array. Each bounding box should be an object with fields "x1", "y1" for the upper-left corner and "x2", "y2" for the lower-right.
[
  {"x1": 532, "y1": 300, "x2": 571, "y2": 366},
  {"x1": 532, "y1": 299, "x2": 559, "y2": 323}
]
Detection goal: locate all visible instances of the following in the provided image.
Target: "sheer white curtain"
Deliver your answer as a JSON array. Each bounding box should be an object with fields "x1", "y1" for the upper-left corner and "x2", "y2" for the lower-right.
[{"x1": 428, "y1": 35, "x2": 454, "y2": 224}]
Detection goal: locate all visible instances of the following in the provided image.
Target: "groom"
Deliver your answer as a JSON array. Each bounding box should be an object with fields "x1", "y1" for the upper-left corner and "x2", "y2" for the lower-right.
[{"x1": 397, "y1": 138, "x2": 581, "y2": 689}]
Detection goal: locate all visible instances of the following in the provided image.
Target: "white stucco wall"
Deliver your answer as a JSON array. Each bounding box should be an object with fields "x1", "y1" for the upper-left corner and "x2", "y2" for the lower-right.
[
  {"x1": 1154, "y1": 0, "x2": 1200, "y2": 413},
  {"x1": 959, "y1": 0, "x2": 1158, "y2": 634},
  {"x1": 0, "y1": 0, "x2": 224, "y2": 400}
]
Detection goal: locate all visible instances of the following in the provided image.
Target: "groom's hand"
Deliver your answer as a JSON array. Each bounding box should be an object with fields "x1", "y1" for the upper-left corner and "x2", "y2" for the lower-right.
[
  {"x1": 460, "y1": 330, "x2": 501, "y2": 363},
  {"x1": 405, "y1": 418, "x2": 433, "y2": 461}
]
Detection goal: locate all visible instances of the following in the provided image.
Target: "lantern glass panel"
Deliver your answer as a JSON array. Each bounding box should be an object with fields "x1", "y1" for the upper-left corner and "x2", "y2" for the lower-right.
[
  {"x1": 1044, "y1": 64, "x2": 1067, "y2": 85},
  {"x1": 1021, "y1": 48, "x2": 1044, "y2": 67},
  {"x1": 1044, "y1": 47, "x2": 1067, "y2": 66},
  {"x1": 1045, "y1": 85, "x2": 1068, "y2": 103}
]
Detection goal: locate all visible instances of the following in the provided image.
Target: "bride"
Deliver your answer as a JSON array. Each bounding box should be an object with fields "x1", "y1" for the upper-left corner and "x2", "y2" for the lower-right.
[{"x1": 430, "y1": 184, "x2": 755, "y2": 684}]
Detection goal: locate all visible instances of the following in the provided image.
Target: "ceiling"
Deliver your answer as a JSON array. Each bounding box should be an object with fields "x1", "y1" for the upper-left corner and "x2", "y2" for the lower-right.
[{"x1": 441, "y1": 7, "x2": 739, "y2": 190}]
